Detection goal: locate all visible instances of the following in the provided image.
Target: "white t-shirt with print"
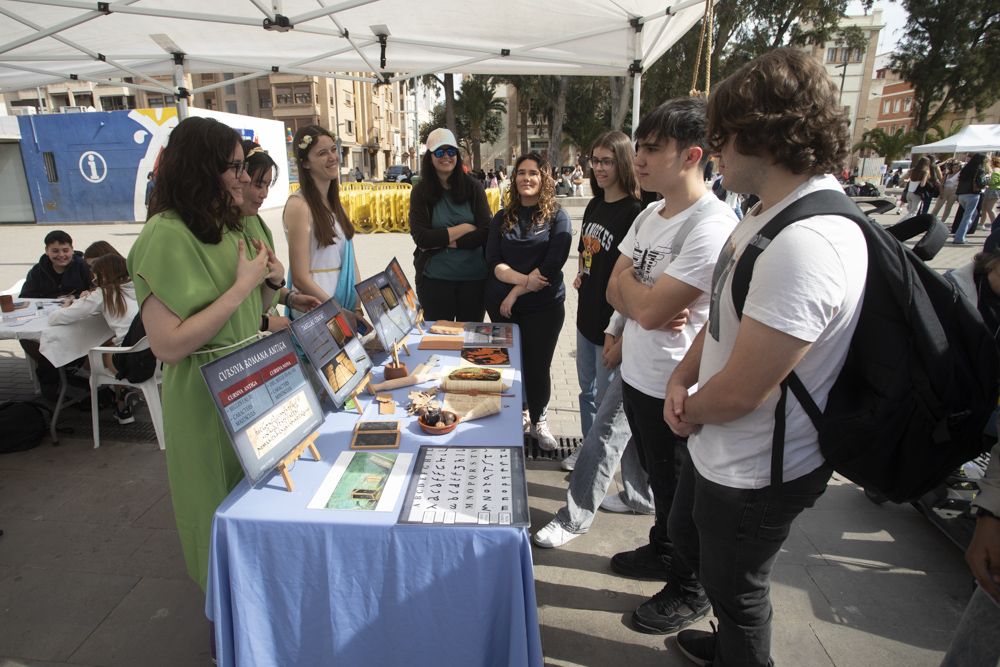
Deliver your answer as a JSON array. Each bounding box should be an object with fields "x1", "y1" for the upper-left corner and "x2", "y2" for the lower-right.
[
  {"x1": 689, "y1": 174, "x2": 868, "y2": 489},
  {"x1": 617, "y1": 194, "x2": 738, "y2": 399}
]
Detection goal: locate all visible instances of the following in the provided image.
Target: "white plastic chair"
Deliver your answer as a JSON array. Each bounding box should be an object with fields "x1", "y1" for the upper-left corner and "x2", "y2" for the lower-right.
[
  {"x1": 87, "y1": 337, "x2": 165, "y2": 450},
  {"x1": 1, "y1": 278, "x2": 25, "y2": 296}
]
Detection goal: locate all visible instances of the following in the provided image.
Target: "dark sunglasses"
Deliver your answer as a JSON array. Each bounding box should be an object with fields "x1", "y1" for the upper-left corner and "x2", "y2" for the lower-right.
[{"x1": 433, "y1": 147, "x2": 458, "y2": 158}]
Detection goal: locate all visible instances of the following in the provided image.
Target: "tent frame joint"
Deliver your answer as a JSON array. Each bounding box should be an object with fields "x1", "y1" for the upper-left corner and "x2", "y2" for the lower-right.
[
  {"x1": 630, "y1": 17, "x2": 643, "y2": 32},
  {"x1": 263, "y1": 14, "x2": 292, "y2": 33},
  {"x1": 629, "y1": 60, "x2": 643, "y2": 75},
  {"x1": 96, "y1": 2, "x2": 110, "y2": 14}
]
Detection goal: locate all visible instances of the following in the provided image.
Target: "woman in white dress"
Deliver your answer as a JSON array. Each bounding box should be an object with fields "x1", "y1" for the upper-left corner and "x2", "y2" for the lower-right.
[{"x1": 283, "y1": 125, "x2": 363, "y2": 319}]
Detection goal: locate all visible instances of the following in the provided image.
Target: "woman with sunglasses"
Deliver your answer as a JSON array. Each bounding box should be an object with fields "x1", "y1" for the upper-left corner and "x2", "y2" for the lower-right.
[
  {"x1": 486, "y1": 152, "x2": 572, "y2": 450},
  {"x1": 284, "y1": 125, "x2": 361, "y2": 318},
  {"x1": 128, "y1": 116, "x2": 281, "y2": 596},
  {"x1": 409, "y1": 128, "x2": 492, "y2": 321}
]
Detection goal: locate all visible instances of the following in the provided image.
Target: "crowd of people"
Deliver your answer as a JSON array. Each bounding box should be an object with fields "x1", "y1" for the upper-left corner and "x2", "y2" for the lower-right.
[{"x1": 16, "y1": 45, "x2": 1000, "y2": 666}]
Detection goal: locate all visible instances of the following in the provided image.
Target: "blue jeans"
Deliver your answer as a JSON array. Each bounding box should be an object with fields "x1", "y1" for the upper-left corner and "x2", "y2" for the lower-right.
[
  {"x1": 668, "y1": 455, "x2": 831, "y2": 667},
  {"x1": 955, "y1": 194, "x2": 981, "y2": 243},
  {"x1": 576, "y1": 330, "x2": 615, "y2": 438},
  {"x1": 940, "y1": 585, "x2": 1000, "y2": 666},
  {"x1": 555, "y1": 372, "x2": 654, "y2": 533}
]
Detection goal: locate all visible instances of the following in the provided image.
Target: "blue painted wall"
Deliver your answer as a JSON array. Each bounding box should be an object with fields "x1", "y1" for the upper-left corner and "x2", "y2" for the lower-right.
[{"x1": 18, "y1": 111, "x2": 151, "y2": 224}]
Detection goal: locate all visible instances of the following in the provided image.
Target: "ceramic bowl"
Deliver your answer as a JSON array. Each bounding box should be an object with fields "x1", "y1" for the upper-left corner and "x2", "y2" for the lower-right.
[{"x1": 418, "y1": 411, "x2": 460, "y2": 435}]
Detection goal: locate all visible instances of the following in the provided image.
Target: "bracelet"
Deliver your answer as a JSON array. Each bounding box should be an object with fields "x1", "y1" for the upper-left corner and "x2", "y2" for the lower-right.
[
  {"x1": 265, "y1": 277, "x2": 286, "y2": 291},
  {"x1": 260, "y1": 314, "x2": 269, "y2": 331},
  {"x1": 284, "y1": 288, "x2": 299, "y2": 309},
  {"x1": 523, "y1": 274, "x2": 529, "y2": 288}
]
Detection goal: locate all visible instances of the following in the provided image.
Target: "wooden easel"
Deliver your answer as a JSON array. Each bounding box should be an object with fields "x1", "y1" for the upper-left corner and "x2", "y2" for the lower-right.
[
  {"x1": 344, "y1": 373, "x2": 372, "y2": 415},
  {"x1": 413, "y1": 308, "x2": 426, "y2": 335},
  {"x1": 276, "y1": 431, "x2": 322, "y2": 492}
]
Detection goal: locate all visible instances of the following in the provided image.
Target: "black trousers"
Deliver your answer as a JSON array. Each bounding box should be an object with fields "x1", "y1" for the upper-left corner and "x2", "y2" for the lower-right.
[
  {"x1": 416, "y1": 276, "x2": 486, "y2": 323},
  {"x1": 621, "y1": 380, "x2": 686, "y2": 556},
  {"x1": 668, "y1": 454, "x2": 831, "y2": 666},
  {"x1": 489, "y1": 302, "x2": 565, "y2": 423}
]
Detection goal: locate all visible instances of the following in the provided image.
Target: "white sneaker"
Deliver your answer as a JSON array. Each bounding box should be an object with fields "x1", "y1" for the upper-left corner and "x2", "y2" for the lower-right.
[
  {"x1": 531, "y1": 420, "x2": 559, "y2": 451},
  {"x1": 561, "y1": 447, "x2": 580, "y2": 471},
  {"x1": 600, "y1": 492, "x2": 635, "y2": 514},
  {"x1": 522, "y1": 410, "x2": 531, "y2": 434},
  {"x1": 532, "y1": 519, "x2": 580, "y2": 548}
]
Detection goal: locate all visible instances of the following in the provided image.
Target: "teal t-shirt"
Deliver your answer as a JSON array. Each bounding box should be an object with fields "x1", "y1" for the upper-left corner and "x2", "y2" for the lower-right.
[{"x1": 423, "y1": 192, "x2": 488, "y2": 281}]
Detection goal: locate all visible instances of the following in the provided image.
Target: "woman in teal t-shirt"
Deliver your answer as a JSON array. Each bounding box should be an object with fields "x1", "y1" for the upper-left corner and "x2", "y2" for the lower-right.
[{"x1": 408, "y1": 127, "x2": 492, "y2": 321}]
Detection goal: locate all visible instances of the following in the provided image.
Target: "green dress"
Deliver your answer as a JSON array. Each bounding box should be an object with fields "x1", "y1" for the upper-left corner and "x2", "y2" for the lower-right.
[{"x1": 128, "y1": 211, "x2": 277, "y2": 590}]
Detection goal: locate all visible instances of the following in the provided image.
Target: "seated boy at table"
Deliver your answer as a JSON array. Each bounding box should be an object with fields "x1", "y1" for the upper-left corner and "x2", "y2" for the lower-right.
[{"x1": 18, "y1": 230, "x2": 92, "y2": 400}]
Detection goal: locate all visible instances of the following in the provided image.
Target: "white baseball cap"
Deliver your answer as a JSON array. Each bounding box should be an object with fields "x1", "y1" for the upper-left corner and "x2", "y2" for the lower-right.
[{"x1": 426, "y1": 127, "x2": 458, "y2": 153}]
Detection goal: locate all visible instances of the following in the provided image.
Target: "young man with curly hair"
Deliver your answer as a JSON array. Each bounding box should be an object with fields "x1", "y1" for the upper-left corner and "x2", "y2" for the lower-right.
[{"x1": 662, "y1": 48, "x2": 869, "y2": 665}]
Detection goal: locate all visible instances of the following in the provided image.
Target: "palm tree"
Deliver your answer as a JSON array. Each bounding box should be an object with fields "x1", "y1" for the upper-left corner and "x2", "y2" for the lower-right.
[
  {"x1": 852, "y1": 128, "x2": 917, "y2": 165},
  {"x1": 455, "y1": 75, "x2": 507, "y2": 171}
]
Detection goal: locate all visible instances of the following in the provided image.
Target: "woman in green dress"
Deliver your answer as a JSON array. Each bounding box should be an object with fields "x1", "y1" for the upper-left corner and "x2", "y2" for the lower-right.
[{"x1": 128, "y1": 117, "x2": 283, "y2": 590}]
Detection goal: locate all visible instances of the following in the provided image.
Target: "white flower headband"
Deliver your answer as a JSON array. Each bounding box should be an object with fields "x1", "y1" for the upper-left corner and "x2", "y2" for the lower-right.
[
  {"x1": 246, "y1": 146, "x2": 266, "y2": 158},
  {"x1": 298, "y1": 134, "x2": 313, "y2": 151}
]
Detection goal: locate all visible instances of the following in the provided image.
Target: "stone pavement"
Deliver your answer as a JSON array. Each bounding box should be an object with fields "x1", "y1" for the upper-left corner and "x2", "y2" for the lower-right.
[{"x1": 0, "y1": 201, "x2": 988, "y2": 666}]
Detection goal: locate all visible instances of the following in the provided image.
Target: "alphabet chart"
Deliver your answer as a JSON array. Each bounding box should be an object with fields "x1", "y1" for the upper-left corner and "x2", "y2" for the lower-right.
[{"x1": 398, "y1": 447, "x2": 529, "y2": 527}]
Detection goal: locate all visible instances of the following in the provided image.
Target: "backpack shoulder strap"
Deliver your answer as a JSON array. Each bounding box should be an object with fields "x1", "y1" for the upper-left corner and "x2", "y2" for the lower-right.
[{"x1": 731, "y1": 189, "x2": 868, "y2": 320}]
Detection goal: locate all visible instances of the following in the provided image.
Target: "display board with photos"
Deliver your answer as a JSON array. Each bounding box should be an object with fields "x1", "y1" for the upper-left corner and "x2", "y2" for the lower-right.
[
  {"x1": 462, "y1": 322, "x2": 514, "y2": 348},
  {"x1": 398, "y1": 446, "x2": 530, "y2": 526},
  {"x1": 355, "y1": 271, "x2": 414, "y2": 352},
  {"x1": 290, "y1": 298, "x2": 374, "y2": 408},
  {"x1": 385, "y1": 257, "x2": 421, "y2": 326},
  {"x1": 200, "y1": 330, "x2": 325, "y2": 485}
]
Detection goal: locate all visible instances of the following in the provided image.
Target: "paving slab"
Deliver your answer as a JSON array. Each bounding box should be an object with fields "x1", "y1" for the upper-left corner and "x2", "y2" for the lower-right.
[
  {"x1": 0, "y1": 567, "x2": 138, "y2": 663},
  {"x1": 69, "y1": 577, "x2": 210, "y2": 667},
  {"x1": 0, "y1": 518, "x2": 151, "y2": 577}
]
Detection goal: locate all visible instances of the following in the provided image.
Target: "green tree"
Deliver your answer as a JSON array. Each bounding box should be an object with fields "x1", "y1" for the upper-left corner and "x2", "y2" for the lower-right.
[
  {"x1": 455, "y1": 75, "x2": 507, "y2": 170},
  {"x1": 852, "y1": 128, "x2": 916, "y2": 164},
  {"x1": 891, "y1": 1, "x2": 1000, "y2": 138}
]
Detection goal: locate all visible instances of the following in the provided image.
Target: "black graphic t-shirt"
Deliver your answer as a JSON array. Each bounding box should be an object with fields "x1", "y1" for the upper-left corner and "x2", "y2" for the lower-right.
[{"x1": 577, "y1": 196, "x2": 642, "y2": 345}]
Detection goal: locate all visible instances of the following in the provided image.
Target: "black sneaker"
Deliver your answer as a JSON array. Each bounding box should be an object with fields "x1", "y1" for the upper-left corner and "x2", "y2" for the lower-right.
[
  {"x1": 676, "y1": 622, "x2": 717, "y2": 665},
  {"x1": 631, "y1": 584, "x2": 711, "y2": 634},
  {"x1": 114, "y1": 399, "x2": 135, "y2": 425},
  {"x1": 610, "y1": 543, "x2": 672, "y2": 580}
]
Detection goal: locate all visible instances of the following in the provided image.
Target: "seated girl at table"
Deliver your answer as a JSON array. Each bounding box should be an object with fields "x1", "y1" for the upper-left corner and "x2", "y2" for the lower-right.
[
  {"x1": 83, "y1": 241, "x2": 123, "y2": 266},
  {"x1": 127, "y1": 116, "x2": 280, "y2": 600},
  {"x1": 47, "y1": 253, "x2": 139, "y2": 423},
  {"x1": 237, "y1": 140, "x2": 321, "y2": 332}
]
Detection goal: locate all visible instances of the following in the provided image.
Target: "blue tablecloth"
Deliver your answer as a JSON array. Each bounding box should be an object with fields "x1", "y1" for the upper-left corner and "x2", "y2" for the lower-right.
[{"x1": 206, "y1": 327, "x2": 543, "y2": 667}]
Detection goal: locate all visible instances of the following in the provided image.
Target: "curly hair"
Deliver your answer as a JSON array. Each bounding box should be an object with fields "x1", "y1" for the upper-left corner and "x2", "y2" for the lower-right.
[
  {"x1": 292, "y1": 125, "x2": 354, "y2": 246},
  {"x1": 503, "y1": 152, "x2": 559, "y2": 233},
  {"x1": 147, "y1": 116, "x2": 243, "y2": 243},
  {"x1": 706, "y1": 48, "x2": 849, "y2": 176}
]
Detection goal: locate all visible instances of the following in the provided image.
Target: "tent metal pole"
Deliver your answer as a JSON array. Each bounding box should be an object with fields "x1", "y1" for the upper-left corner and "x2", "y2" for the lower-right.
[
  {"x1": 631, "y1": 72, "x2": 641, "y2": 140},
  {"x1": 173, "y1": 54, "x2": 189, "y2": 120},
  {"x1": 630, "y1": 16, "x2": 644, "y2": 140}
]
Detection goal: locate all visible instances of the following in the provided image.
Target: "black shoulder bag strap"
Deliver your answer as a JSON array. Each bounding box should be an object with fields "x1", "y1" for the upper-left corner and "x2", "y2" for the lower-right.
[{"x1": 730, "y1": 189, "x2": 868, "y2": 487}]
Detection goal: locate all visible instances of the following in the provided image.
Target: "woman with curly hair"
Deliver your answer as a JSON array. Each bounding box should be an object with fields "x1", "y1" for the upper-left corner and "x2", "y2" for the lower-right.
[
  {"x1": 408, "y1": 127, "x2": 492, "y2": 321},
  {"x1": 485, "y1": 152, "x2": 572, "y2": 450},
  {"x1": 283, "y1": 125, "x2": 362, "y2": 317},
  {"x1": 128, "y1": 116, "x2": 279, "y2": 593}
]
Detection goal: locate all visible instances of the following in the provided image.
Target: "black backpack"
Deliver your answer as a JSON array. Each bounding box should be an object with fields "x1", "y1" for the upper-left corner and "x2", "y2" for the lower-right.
[
  {"x1": 0, "y1": 401, "x2": 51, "y2": 453},
  {"x1": 112, "y1": 314, "x2": 157, "y2": 383},
  {"x1": 731, "y1": 189, "x2": 999, "y2": 503}
]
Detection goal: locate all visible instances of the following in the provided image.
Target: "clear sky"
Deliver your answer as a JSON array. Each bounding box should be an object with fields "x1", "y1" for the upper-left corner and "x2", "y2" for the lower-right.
[{"x1": 847, "y1": 1, "x2": 909, "y2": 54}]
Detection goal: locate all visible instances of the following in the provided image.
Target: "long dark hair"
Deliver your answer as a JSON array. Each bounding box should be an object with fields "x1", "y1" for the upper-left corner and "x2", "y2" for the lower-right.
[
  {"x1": 147, "y1": 116, "x2": 243, "y2": 244},
  {"x1": 960, "y1": 153, "x2": 986, "y2": 182},
  {"x1": 242, "y1": 139, "x2": 278, "y2": 188},
  {"x1": 91, "y1": 253, "x2": 130, "y2": 319},
  {"x1": 587, "y1": 130, "x2": 640, "y2": 200},
  {"x1": 292, "y1": 125, "x2": 354, "y2": 246},
  {"x1": 416, "y1": 141, "x2": 473, "y2": 205},
  {"x1": 502, "y1": 152, "x2": 558, "y2": 233}
]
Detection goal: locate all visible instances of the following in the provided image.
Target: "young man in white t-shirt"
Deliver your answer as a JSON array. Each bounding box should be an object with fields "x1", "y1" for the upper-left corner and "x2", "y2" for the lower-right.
[
  {"x1": 604, "y1": 97, "x2": 738, "y2": 634},
  {"x1": 663, "y1": 49, "x2": 869, "y2": 665}
]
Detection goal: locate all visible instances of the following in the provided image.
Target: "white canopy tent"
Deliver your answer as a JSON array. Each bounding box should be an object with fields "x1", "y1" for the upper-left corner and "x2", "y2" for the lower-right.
[
  {"x1": 911, "y1": 124, "x2": 1000, "y2": 154},
  {"x1": 0, "y1": 0, "x2": 712, "y2": 129}
]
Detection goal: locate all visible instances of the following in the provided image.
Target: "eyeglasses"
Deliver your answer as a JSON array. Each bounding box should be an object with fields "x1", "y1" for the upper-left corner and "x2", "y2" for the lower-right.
[
  {"x1": 433, "y1": 147, "x2": 458, "y2": 158},
  {"x1": 225, "y1": 160, "x2": 248, "y2": 176},
  {"x1": 590, "y1": 157, "x2": 616, "y2": 168}
]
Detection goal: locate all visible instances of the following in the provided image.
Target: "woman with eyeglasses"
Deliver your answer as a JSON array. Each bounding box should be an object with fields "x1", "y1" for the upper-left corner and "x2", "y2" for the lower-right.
[
  {"x1": 409, "y1": 127, "x2": 492, "y2": 321},
  {"x1": 128, "y1": 116, "x2": 282, "y2": 595},
  {"x1": 485, "y1": 151, "x2": 572, "y2": 451},
  {"x1": 283, "y1": 125, "x2": 362, "y2": 319},
  {"x1": 237, "y1": 140, "x2": 322, "y2": 332}
]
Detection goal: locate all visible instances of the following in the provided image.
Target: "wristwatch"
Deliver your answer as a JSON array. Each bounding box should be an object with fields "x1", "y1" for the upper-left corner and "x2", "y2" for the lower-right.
[
  {"x1": 265, "y1": 277, "x2": 286, "y2": 291},
  {"x1": 260, "y1": 314, "x2": 270, "y2": 331}
]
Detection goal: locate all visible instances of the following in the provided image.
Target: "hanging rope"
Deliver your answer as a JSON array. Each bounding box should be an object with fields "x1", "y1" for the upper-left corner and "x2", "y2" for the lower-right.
[{"x1": 689, "y1": 0, "x2": 715, "y2": 98}]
